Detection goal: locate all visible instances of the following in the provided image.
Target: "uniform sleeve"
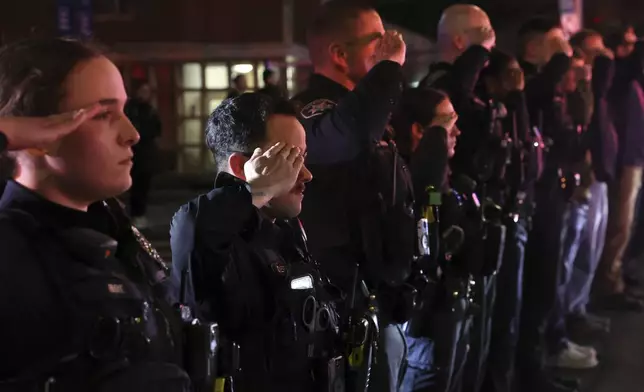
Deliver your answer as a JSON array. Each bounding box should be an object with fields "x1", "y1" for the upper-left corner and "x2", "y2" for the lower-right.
[
  {"x1": 591, "y1": 55, "x2": 614, "y2": 99},
  {"x1": 446, "y1": 45, "x2": 490, "y2": 113},
  {"x1": 301, "y1": 61, "x2": 404, "y2": 165},
  {"x1": 524, "y1": 54, "x2": 573, "y2": 150},
  {"x1": 525, "y1": 53, "x2": 571, "y2": 115},
  {"x1": 170, "y1": 184, "x2": 261, "y2": 333},
  {"x1": 588, "y1": 56, "x2": 618, "y2": 182},
  {"x1": 420, "y1": 46, "x2": 490, "y2": 179}
]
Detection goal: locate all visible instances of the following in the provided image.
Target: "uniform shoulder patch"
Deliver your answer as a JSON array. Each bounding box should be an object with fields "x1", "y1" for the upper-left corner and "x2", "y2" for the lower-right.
[{"x1": 300, "y1": 99, "x2": 337, "y2": 119}]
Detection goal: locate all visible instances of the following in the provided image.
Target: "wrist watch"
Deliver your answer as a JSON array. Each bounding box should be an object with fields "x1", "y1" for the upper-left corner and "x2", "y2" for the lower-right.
[{"x1": 0, "y1": 131, "x2": 7, "y2": 153}]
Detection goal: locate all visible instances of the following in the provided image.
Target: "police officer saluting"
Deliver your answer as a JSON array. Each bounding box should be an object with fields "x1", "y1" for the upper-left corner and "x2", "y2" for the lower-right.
[
  {"x1": 419, "y1": 6, "x2": 504, "y2": 392},
  {"x1": 292, "y1": 2, "x2": 412, "y2": 391},
  {"x1": 420, "y1": 4, "x2": 496, "y2": 181},
  {"x1": 170, "y1": 93, "x2": 344, "y2": 392},
  {"x1": 0, "y1": 38, "x2": 190, "y2": 391}
]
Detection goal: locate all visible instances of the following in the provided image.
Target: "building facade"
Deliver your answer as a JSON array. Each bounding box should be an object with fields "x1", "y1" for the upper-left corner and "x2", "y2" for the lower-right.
[{"x1": 87, "y1": 0, "x2": 318, "y2": 172}]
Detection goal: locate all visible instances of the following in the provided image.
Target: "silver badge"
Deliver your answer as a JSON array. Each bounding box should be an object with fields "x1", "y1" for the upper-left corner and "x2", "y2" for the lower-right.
[
  {"x1": 300, "y1": 99, "x2": 336, "y2": 119},
  {"x1": 131, "y1": 225, "x2": 168, "y2": 273}
]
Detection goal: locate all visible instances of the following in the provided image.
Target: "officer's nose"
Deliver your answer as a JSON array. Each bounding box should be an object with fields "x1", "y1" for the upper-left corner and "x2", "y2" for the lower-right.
[
  {"x1": 118, "y1": 115, "x2": 140, "y2": 147},
  {"x1": 299, "y1": 164, "x2": 313, "y2": 184}
]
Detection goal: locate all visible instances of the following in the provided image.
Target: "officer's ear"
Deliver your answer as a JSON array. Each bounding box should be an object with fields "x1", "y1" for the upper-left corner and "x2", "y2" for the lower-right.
[
  {"x1": 329, "y1": 43, "x2": 349, "y2": 69},
  {"x1": 453, "y1": 34, "x2": 467, "y2": 52},
  {"x1": 227, "y1": 153, "x2": 248, "y2": 181},
  {"x1": 411, "y1": 122, "x2": 424, "y2": 142}
]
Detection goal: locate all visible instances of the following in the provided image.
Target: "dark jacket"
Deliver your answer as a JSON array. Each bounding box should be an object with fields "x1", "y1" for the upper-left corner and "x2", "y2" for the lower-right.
[
  {"x1": 608, "y1": 44, "x2": 644, "y2": 169},
  {"x1": 0, "y1": 181, "x2": 187, "y2": 391},
  {"x1": 169, "y1": 173, "x2": 341, "y2": 392},
  {"x1": 588, "y1": 55, "x2": 619, "y2": 182},
  {"x1": 520, "y1": 54, "x2": 574, "y2": 171},
  {"x1": 290, "y1": 61, "x2": 406, "y2": 294}
]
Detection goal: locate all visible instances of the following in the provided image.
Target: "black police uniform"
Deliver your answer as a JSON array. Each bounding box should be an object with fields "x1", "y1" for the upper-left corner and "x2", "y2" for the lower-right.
[
  {"x1": 480, "y1": 90, "x2": 535, "y2": 392},
  {"x1": 0, "y1": 180, "x2": 190, "y2": 391},
  {"x1": 170, "y1": 172, "x2": 343, "y2": 392},
  {"x1": 291, "y1": 60, "x2": 410, "y2": 392},
  {"x1": 420, "y1": 45, "x2": 505, "y2": 392}
]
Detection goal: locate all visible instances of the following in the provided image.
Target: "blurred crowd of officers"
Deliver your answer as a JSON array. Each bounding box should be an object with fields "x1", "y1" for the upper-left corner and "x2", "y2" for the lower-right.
[{"x1": 1, "y1": 1, "x2": 644, "y2": 392}]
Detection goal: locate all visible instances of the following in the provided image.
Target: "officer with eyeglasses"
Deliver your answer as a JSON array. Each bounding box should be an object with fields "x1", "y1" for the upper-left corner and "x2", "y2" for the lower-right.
[{"x1": 170, "y1": 93, "x2": 346, "y2": 392}]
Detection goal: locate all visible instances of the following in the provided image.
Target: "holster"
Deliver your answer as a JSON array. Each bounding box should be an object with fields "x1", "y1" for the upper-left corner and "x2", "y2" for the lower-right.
[{"x1": 183, "y1": 321, "x2": 240, "y2": 392}]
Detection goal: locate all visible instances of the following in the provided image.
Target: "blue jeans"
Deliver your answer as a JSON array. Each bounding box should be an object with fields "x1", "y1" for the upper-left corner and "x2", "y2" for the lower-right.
[
  {"x1": 519, "y1": 176, "x2": 584, "y2": 376},
  {"x1": 566, "y1": 182, "x2": 608, "y2": 315},
  {"x1": 463, "y1": 272, "x2": 499, "y2": 392},
  {"x1": 485, "y1": 219, "x2": 528, "y2": 392},
  {"x1": 401, "y1": 333, "x2": 437, "y2": 392},
  {"x1": 401, "y1": 295, "x2": 472, "y2": 392},
  {"x1": 546, "y1": 200, "x2": 589, "y2": 352},
  {"x1": 367, "y1": 324, "x2": 408, "y2": 392}
]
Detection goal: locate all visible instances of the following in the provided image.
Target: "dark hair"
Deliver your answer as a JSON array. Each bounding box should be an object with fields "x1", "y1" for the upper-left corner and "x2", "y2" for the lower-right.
[
  {"x1": 605, "y1": 25, "x2": 634, "y2": 50},
  {"x1": 517, "y1": 18, "x2": 560, "y2": 56},
  {"x1": 0, "y1": 37, "x2": 102, "y2": 117},
  {"x1": 262, "y1": 68, "x2": 275, "y2": 82},
  {"x1": 391, "y1": 87, "x2": 448, "y2": 158},
  {"x1": 482, "y1": 49, "x2": 517, "y2": 80},
  {"x1": 205, "y1": 93, "x2": 298, "y2": 172},
  {"x1": 306, "y1": 0, "x2": 375, "y2": 64},
  {"x1": 307, "y1": 0, "x2": 374, "y2": 39},
  {"x1": 569, "y1": 29, "x2": 602, "y2": 50},
  {"x1": 0, "y1": 38, "x2": 102, "y2": 184}
]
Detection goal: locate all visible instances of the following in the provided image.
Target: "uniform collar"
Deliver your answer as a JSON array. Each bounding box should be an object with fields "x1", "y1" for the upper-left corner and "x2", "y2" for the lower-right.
[
  {"x1": 214, "y1": 171, "x2": 252, "y2": 191},
  {"x1": 0, "y1": 180, "x2": 95, "y2": 230},
  {"x1": 213, "y1": 171, "x2": 281, "y2": 235},
  {"x1": 308, "y1": 73, "x2": 351, "y2": 96}
]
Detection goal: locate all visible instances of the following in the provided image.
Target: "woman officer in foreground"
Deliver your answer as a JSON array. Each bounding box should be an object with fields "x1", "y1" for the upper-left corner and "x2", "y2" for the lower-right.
[{"x1": 0, "y1": 38, "x2": 191, "y2": 391}]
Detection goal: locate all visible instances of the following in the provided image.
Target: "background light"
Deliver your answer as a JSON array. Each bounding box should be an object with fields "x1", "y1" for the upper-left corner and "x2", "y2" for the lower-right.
[{"x1": 231, "y1": 63, "x2": 253, "y2": 74}]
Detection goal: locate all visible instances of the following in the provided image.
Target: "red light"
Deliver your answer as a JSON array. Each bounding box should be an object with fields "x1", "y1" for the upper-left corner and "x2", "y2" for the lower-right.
[
  {"x1": 592, "y1": 17, "x2": 602, "y2": 24},
  {"x1": 131, "y1": 64, "x2": 147, "y2": 79}
]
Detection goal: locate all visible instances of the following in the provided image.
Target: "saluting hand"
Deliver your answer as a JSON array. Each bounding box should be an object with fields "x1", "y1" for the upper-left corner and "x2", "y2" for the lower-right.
[
  {"x1": 471, "y1": 26, "x2": 496, "y2": 51},
  {"x1": 244, "y1": 142, "x2": 304, "y2": 208},
  {"x1": 374, "y1": 30, "x2": 407, "y2": 66},
  {"x1": 549, "y1": 36, "x2": 574, "y2": 58},
  {"x1": 0, "y1": 103, "x2": 104, "y2": 151},
  {"x1": 592, "y1": 46, "x2": 615, "y2": 61}
]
